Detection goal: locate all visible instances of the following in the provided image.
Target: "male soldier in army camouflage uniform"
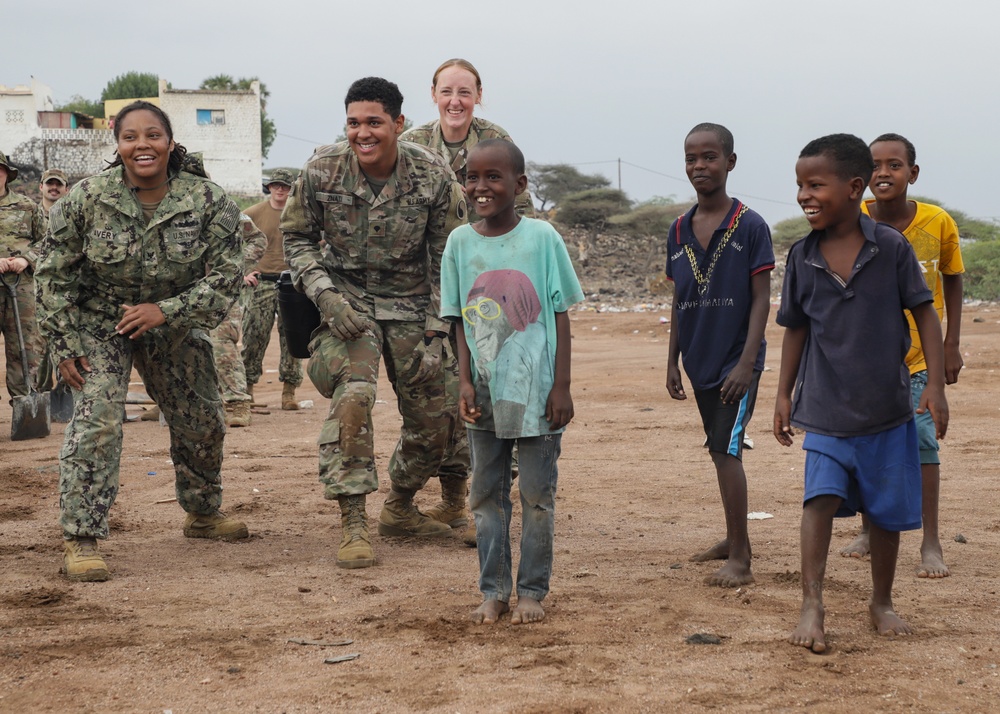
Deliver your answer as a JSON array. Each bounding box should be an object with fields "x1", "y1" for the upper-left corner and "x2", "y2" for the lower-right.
[
  {"x1": 282, "y1": 77, "x2": 467, "y2": 569},
  {"x1": 0, "y1": 150, "x2": 47, "y2": 401},
  {"x1": 210, "y1": 214, "x2": 267, "y2": 427},
  {"x1": 242, "y1": 168, "x2": 303, "y2": 410},
  {"x1": 35, "y1": 168, "x2": 71, "y2": 393},
  {"x1": 38, "y1": 168, "x2": 70, "y2": 223}
]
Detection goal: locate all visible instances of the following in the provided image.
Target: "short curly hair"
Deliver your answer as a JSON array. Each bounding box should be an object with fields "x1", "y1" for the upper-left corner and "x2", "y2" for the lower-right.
[
  {"x1": 799, "y1": 134, "x2": 874, "y2": 183},
  {"x1": 871, "y1": 133, "x2": 917, "y2": 166},
  {"x1": 344, "y1": 77, "x2": 403, "y2": 119}
]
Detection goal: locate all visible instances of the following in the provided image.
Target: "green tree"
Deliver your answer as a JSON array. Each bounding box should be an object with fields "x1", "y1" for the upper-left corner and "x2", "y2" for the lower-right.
[
  {"x1": 609, "y1": 201, "x2": 691, "y2": 237},
  {"x1": 101, "y1": 71, "x2": 160, "y2": 101},
  {"x1": 770, "y1": 215, "x2": 811, "y2": 254},
  {"x1": 556, "y1": 188, "x2": 631, "y2": 232},
  {"x1": 527, "y1": 163, "x2": 610, "y2": 211},
  {"x1": 55, "y1": 94, "x2": 104, "y2": 118},
  {"x1": 200, "y1": 75, "x2": 276, "y2": 159},
  {"x1": 961, "y1": 240, "x2": 1000, "y2": 301}
]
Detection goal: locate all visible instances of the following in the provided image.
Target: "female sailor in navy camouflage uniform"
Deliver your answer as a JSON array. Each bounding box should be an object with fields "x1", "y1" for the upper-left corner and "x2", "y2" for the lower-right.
[{"x1": 35, "y1": 101, "x2": 249, "y2": 582}]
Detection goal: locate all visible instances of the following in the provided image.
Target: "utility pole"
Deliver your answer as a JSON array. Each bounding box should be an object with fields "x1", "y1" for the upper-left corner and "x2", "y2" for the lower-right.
[{"x1": 617, "y1": 158, "x2": 621, "y2": 192}]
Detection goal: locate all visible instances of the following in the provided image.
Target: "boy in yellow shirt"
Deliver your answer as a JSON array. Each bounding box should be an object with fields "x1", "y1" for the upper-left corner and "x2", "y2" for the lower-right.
[{"x1": 840, "y1": 133, "x2": 963, "y2": 578}]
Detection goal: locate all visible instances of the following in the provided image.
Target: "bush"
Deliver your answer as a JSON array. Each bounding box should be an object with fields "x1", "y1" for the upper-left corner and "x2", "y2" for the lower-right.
[
  {"x1": 961, "y1": 240, "x2": 1000, "y2": 301},
  {"x1": 555, "y1": 188, "x2": 631, "y2": 232}
]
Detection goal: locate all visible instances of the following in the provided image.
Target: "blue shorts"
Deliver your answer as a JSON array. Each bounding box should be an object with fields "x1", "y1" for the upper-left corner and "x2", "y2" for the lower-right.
[
  {"x1": 802, "y1": 420, "x2": 922, "y2": 532},
  {"x1": 911, "y1": 371, "x2": 940, "y2": 465}
]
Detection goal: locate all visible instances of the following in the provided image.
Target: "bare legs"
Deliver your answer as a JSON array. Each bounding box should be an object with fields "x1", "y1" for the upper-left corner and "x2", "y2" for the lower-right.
[
  {"x1": 699, "y1": 452, "x2": 753, "y2": 587},
  {"x1": 840, "y1": 465, "x2": 949, "y2": 578},
  {"x1": 791, "y1": 495, "x2": 911, "y2": 653}
]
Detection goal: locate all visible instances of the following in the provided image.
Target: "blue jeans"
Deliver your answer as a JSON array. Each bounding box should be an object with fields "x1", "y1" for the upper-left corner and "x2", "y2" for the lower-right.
[{"x1": 467, "y1": 430, "x2": 561, "y2": 603}]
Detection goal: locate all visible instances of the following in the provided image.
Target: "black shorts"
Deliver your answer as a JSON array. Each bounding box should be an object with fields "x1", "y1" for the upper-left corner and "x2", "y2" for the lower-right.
[{"x1": 693, "y1": 370, "x2": 761, "y2": 461}]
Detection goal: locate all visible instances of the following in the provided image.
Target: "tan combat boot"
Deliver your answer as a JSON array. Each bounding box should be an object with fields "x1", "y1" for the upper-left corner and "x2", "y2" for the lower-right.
[
  {"x1": 377, "y1": 488, "x2": 452, "y2": 537},
  {"x1": 226, "y1": 401, "x2": 251, "y2": 428},
  {"x1": 183, "y1": 511, "x2": 249, "y2": 541},
  {"x1": 336, "y1": 495, "x2": 375, "y2": 569},
  {"x1": 424, "y1": 475, "x2": 469, "y2": 528},
  {"x1": 248, "y1": 383, "x2": 267, "y2": 408},
  {"x1": 140, "y1": 404, "x2": 160, "y2": 421},
  {"x1": 63, "y1": 537, "x2": 110, "y2": 582},
  {"x1": 462, "y1": 515, "x2": 478, "y2": 548},
  {"x1": 281, "y1": 383, "x2": 299, "y2": 411}
]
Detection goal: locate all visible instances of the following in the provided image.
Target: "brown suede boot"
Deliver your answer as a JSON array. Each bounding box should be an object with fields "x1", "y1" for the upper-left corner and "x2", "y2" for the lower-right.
[
  {"x1": 248, "y1": 383, "x2": 267, "y2": 408},
  {"x1": 140, "y1": 404, "x2": 160, "y2": 422},
  {"x1": 337, "y1": 495, "x2": 375, "y2": 569},
  {"x1": 462, "y1": 515, "x2": 478, "y2": 548},
  {"x1": 377, "y1": 488, "x2": 452, "y2": 537},
  {"x1": 226, "y1": 401, "x2": 251, "y2": 427},
  {"x1": 183, "y1": 511, "x2": 249, "y2": 541},
  {"x1": 424, "y1": 475, "x2": 469, "y2": 528},
  {"x1": 281, "y1": 383, "x2": 299, "y2": 411},
  {"x1": 62, "y1": 537, "x2": 110, "y2": 582}
]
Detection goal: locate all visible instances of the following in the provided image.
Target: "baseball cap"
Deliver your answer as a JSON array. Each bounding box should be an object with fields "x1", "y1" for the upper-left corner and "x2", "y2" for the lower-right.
[{"x1": 41, "y1": 168, "x2": 68, "y2": 185}]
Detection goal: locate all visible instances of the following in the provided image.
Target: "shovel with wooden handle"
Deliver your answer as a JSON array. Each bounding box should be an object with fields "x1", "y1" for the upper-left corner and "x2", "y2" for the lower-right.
[{"x1": 0, "y1": 271, "x2": 50, "y2": 440}]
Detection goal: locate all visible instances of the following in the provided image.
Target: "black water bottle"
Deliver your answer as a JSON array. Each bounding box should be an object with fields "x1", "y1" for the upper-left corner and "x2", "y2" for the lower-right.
[{"x1": 276, "y1": 270, "x2": 321, "y2": 359}]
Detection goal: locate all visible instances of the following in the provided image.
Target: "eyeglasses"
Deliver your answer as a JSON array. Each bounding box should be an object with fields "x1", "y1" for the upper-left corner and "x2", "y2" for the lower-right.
[{"x1": 462, "y1": 298, "x2": 502, "y2": 324}]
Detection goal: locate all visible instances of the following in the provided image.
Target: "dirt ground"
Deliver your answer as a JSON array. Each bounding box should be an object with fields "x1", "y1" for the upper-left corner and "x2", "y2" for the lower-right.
[{"x1": 1, "y1": 307, "x2": 998, "y2": 713}]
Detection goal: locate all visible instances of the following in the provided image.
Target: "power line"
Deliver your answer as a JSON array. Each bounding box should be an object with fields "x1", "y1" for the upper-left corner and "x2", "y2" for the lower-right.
[
  {"x1": 567, "y1": 158, "x2": 798, "y2": 208},
  {"x1": 277, "y1": 131, "x2": 323, "y2": 145}
]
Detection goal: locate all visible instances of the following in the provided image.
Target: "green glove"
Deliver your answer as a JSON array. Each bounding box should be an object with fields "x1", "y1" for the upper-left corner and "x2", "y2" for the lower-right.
[
  {"x1": 316, "y1": 290, "x2": 368, "y2": 341},
  {"x1": 413, "y1": 333, "x2": 446, "y2": 384}
]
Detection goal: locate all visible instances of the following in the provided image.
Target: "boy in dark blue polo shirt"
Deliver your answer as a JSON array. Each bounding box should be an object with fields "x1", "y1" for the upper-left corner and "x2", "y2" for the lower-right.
[
  {"x1": 666, "y1": 123, "x2": 774, "y2": 588},
  {"x1": 774, "y1": 133, "x2": 949, "y2": 654}
]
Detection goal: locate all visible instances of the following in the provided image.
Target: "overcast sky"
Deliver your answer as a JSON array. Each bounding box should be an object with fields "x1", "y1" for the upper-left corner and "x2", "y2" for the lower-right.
[{"x1": 5, "y1": 0, "x2": 997, "y2": 227}]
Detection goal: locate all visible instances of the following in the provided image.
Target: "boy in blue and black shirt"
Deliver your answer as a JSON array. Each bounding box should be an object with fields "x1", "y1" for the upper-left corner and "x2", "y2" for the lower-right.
[
  {"x1": 666, "y1": 123, "x2": 774, "y2": 588},
  {"x1": 774, "y1": 133, "x2": 948, "y2": 654}
]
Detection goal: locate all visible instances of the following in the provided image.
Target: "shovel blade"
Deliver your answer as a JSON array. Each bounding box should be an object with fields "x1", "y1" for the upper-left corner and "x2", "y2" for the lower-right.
[
  {"x1": 49, "y1": 383, "x2": 75, "y2": 423},
  {"x1": 11, "y1": 391, "x2": 51, "y2": 441}
]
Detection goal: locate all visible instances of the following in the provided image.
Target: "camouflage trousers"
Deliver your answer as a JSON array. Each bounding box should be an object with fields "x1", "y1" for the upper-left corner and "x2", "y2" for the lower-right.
[
  {"x1": 241, "y1": 279, "x2": 302, "y2": 387},
  {"x1": 59, "y1": 324, "x2": 227, "y2": 539},
  {"x1": 0, "y1": 274, "x2": 48, "y2": 399},
  {"x1": 306, "y1": 319, "x2": 465, "y2": 499},
  {"x1": 210, "y1": 298, "x2": 250, "y2": 403},
  {"x1": 439, "y1": 329, "x2": 470, "y2": 482}
]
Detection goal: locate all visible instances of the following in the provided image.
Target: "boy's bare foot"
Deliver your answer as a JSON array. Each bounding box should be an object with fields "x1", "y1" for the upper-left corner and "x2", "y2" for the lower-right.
[
  {"x1": 471, "y1": 599, "x2": 509, "y2": 625},
  {"x1": 690, "y1": 539, "x2": 728, "y2": 562},
  {"x1": 789, "y1": 599, "x2": 826, "y2": 653},
  {"x1": 869, "y1": 601, "x2": 913, "y2": 636},
  {"x1": 511, "y1": 597, "x2": 545, "y2": 625},
  {"x1": 706, "y1": 560, "x2": 754, "y2": 588},
  {"x1": 839, "y1": 532, "x2": 870, "y2": 558},
  {"x1": 916, "y1": 542, "x2": 950, "y2": 578}
]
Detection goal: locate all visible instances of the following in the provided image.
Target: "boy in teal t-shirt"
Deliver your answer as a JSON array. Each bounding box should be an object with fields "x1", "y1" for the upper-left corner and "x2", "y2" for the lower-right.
[{"x1": 440, "y1": 139, "x2": 583, "y2": 626}]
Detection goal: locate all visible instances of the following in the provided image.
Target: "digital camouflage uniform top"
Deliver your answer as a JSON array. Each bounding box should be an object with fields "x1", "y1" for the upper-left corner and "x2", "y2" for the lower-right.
[
  {"x1": 1, "y1": 188, "x2": 43, "y2": 265},
  {"x1": 34, "y1": 165, "x2": 244, "y2": 539},
  {"x1": 401, "y1": 117, "x2": 534, "y2": 221},
  {"x1": 281, "y1": 140, "x2": 466, "y2": 333},
  {"x1": 36, "y1": 166, "x2": 243, "y2": 363}
]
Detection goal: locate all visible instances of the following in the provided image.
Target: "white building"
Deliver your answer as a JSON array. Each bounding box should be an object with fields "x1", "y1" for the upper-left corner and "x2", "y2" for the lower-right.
[
  {"x1": 0, "y1": 77, "x2": 262, "y2": 196},
  {"x1": 159, "y1": 79, "x2": 262, "y2": 195}
]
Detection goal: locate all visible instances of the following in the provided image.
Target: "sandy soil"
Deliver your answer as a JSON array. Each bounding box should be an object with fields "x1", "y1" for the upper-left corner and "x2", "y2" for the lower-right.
[{"x1": 1, "y1": 307, "x2": 999, "y2": 713}]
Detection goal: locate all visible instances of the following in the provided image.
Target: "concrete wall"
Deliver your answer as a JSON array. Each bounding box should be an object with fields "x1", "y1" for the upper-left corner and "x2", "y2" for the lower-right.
[
  {"x1": 160, "y1": 80, "x2": 262, "y2": 195},
  {"x1": 12, "y1": 130, "x2": 116, "y2": 181}
]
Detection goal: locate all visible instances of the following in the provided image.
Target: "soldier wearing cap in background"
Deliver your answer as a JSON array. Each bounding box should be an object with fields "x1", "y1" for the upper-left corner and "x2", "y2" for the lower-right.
[
  {"x1": 39, "y1": 169, "x2": 70, "y2": 224},
  {"x1": 242, "y1": 168, "x2": 303, "y2": 411},
  {"x1": 0, "y1": 150, "x2": 48, "y2": 402}
]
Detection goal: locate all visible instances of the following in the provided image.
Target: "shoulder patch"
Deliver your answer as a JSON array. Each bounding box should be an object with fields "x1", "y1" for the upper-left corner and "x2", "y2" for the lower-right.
[
  {"x1": 456, "y1": 197, "x2": 467, "y2": 222},
  {"x1": 49, "y1": 202, "x2": 68, "y2": 234},
  {"x1": 217, "y1": 199, "x2": 241, "y2": 233}
]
